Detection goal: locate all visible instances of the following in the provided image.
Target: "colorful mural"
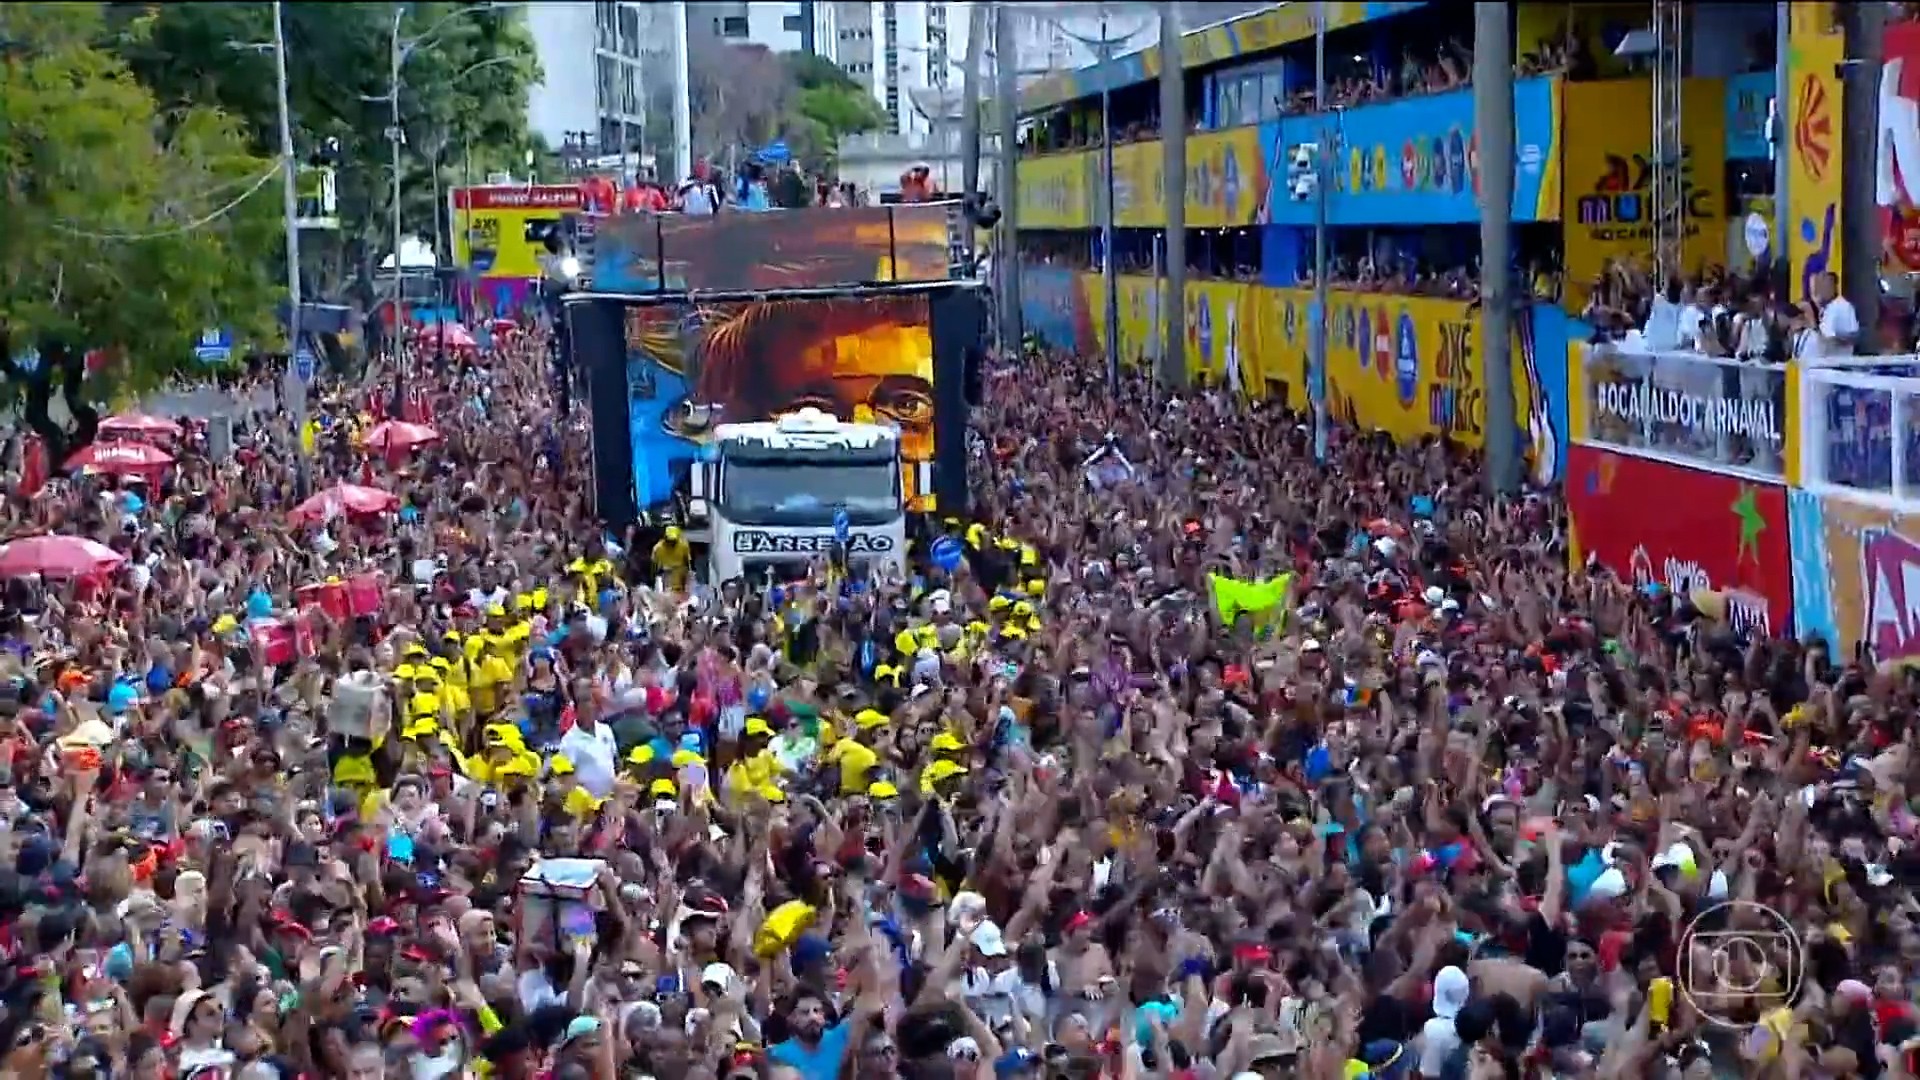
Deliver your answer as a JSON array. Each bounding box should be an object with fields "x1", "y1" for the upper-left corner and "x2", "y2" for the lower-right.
[
  {"x1": 1788, "y1": 489, "x2": 1920, "y2": 666},
  {"x1": 1786, "y1": 4, "x2": 1843, "y2": 300}
]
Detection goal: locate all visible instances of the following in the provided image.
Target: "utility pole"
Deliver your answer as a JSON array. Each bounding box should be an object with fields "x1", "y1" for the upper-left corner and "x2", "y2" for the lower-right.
[
  {"x1": 272, "y1": 0, "x2": 309, "y2": 492},
  {"x1": 960, "y1": 1, "x2": 987, "y2": 211},
  {"x1": 1771, "y1": 0, "x2": 1790, "y2": 282},
  {"x1": 1475, "y1": 2, "x2": 1516, "y2": 492},
  {"x1": 1157, "y1": 1, "x2": 1185, "y2": 389},
  {"x1": 1310, "y1": 0, "x2": 1328, "y2": 463},
  {"x1": 389, "y1": 6, "x2": 404, "y2": 383},
  {"x1": 1840, "y1": 0, "x2": 1884, "y2": 348},
  {"x1": 995, "y1": 2, "x2": 1022, "y2": 350},
  {"x1": 672, "y1": 1, "x2": 694, "y2": 181},
  {"x1": 1047, "y1": 9, "x2": 1139, "y2": 391}
]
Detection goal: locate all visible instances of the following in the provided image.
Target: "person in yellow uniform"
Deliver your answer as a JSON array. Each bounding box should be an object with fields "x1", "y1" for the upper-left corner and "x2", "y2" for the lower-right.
[
  {"x1": 567, "y1": 542, "x2": 620, "y2": 607},
  {"x1": 651, "y1": 526, "x2": 693, "y2": 591}
]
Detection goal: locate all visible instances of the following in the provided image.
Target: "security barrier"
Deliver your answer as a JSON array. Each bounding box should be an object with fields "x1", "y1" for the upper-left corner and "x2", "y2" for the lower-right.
[
  {"x1": 1799, "y1": 357, "x2": 1920, "y2": 506},
  {"x1": 1569, "y1": 345, "x2": 1797, "y2": 484}
]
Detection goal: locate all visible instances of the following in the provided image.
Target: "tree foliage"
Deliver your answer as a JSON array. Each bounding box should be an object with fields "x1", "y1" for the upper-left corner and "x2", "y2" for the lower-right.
[
  {"x1": 109, "y1": 1, "x2": 545, "y2": 297},
  {"x1": 0, "y1": 3, "x2": 280, "y2": 459},
  {"x1": 683, "y1": 40, "x2": 890, "y2": 176}
]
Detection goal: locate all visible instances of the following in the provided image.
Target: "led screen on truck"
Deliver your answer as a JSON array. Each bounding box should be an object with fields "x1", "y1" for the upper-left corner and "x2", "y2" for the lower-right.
[
  {"x1": 567, "y1": 282, "x2": 980, "y2": 524},
  {"x1": 591, "y1": 204, "x2": 956, "y2": 292}
]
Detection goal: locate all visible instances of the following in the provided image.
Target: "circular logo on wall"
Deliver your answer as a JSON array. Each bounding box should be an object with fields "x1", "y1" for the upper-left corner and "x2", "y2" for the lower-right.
[
  {"x1": 1357, "y1": 307, "x2": 1374, "y2": 370},
  {"x1": 1395, "y1": 310, "x2": 1420, "y2": 405},
  {"x1": 1196, "y1": 292, "x2": 1214, "y2": 364},
  {"x1": 1372, "y1": 145, "x2": 1389, "y2": 191},
  {"x1": 1429, "y1": 136, "x2": 1447, "y2": 191},
  {"x1": 1401, "y1": 140, "x2": 1418, "y2": 190},
  {"x1": 1373, "y1": 308, "x2": 1394, "y2": 380},
  {"x1": 1446, "y1": 129, "x2": 1468, "y2": 194}
]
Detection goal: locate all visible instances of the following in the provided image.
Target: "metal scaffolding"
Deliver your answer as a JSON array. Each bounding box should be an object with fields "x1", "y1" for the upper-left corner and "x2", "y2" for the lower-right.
[{"x1": 1650, "y1": 0, "x2": 1685, "y2": 288}]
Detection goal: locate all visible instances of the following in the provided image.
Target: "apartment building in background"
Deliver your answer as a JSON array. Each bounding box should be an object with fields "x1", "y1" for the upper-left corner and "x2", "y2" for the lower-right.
[
  {"x1": 523, "y1": 2, "x2": 671, "y2": 157},
  {"x1": 689, "y1": 1, "x2": 839, "y2": 57}
]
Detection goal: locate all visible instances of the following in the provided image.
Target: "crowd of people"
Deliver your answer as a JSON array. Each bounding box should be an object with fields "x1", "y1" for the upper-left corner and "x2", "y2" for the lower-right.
[
  {"x1": 2, "y1": 297, "x2": 1920, "y2": 1080},
  {"x1": 1586, "y1": 260, "x2": 1864, "y2": 362}
]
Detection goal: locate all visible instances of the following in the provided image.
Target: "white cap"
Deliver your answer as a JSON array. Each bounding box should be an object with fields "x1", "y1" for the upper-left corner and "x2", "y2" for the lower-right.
[
  {"x1": 1587, "y1": 867, "x2": 1629, "y2": 901},
  {"x1": 1415, "y1": 649, "x2": 1442, "y2": 669},
  {"x1": 927, "y1": 589, "x2": 952, "y2": 615},
  {"x1": 701, "y1": 962, "x2": 737, "y2": 991},
  {"x1": 1373, "y1": 537, "x2": 1398, "y2": 557},
  {"x1": 949, "y1": 891, "x2": 987, "y2": 923},
  {"x1": 1650, "y1": 842, "x2": 1698, "y2": 876},
  {"x1": 1424, "y1": 586, "x2": 1445, "y2": 605},
  {"x1": 1433, "y1": 965, "x2": 1470, "y2": 1018},
  {"x1": 1301, "y1": 637, "x2": 1324, "y2": 653},
  {"x1": 1707, "y1": 869, "x2": 1731, "y2": 901},
  {"x1": 970, "y1": 920, "x2": 1009, "y2": 956}
]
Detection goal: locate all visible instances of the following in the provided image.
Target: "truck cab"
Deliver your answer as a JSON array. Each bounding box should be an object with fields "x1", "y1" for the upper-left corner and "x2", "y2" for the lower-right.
[{"x1": 693, "y1": 408, "x2": 908, "y2": 583}]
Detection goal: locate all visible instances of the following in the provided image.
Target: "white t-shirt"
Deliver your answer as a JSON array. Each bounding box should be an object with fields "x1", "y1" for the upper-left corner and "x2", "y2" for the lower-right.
[
  {"x1": 1678, "y1": 304, "x2": 1709, "y2": 350},
  {"x1": 558, "y1": 721, "x2": 618, "y2": 797},
  {"x1": 517, "y1": 968, "x2": 565, "y2": 1014},
  {"x1": 1418, "y1": 1017, "x2": 1461, "y2": 1077},
  {"x1": 1793, "y1": 326, "x2": 1825, "y2": 360},
  {"x1": 1643, "y1": 296, "x2": 1681, "y2": 350},
  {"x1": 1821, "y1": 296, "x2": 1861, "y2": 355}
]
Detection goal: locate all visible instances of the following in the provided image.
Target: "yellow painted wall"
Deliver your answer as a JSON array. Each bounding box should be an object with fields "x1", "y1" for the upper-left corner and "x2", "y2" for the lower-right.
[
  {"x1": 1785, "y1": 3, "x2": 1843, "y2": 299},
  {"x1": 1075, "y1": 274, "x2": 1539, "y2": 453},
  {"x1": 1560, "y1": 77, "x2": 1729, "y2": 306}
]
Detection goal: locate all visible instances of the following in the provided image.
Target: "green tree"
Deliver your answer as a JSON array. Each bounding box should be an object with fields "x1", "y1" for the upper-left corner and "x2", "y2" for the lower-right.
[
  {"x1": 109, "y1": 1, "x2": 543, "y2": 298},
  {"x1": 0, "y1": 3, "x2": 280, "y2": 459},
  {"x1": 783, "y1": 52, "x2": 888, "y2": 174}
]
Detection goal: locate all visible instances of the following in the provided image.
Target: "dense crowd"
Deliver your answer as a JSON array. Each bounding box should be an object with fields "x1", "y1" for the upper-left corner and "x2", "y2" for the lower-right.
[{"x1": 0, "y1": 308, "x2": 1917, "y2": 1080}]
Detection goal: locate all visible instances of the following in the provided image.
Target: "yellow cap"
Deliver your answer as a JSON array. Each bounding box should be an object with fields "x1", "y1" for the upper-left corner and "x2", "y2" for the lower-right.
[
  {"x1": 1012, "y1": 601, "x2": 1033, "y2": 617},
  {"x1": 484, "y1": 723, "x2": 524, "y2": 749},
  {"x1": 671, "y1": 748, "x2": 705, "y2": 767},
  {"x1": 988, "y1": 595, "x2": 1011, "y2": 611},
  {"x1": 868, "y1": 780, "x2": 900, "y2": 799},
  {"x1": 404, "y1": 643, "x2": 430, "y2": 658},
  {"x1": 930, "y1": 731, "x2": 965, "y2": 753},
  {"x1": 855, "y1": 708, "x2": 888, "y2": 729},
  {"x1": 665, "y1": 525, "x2": 682, "y2": 540},
  {"x1": 514, "y1": 593, "x2": 534, "y2": 611},
  {"x1": 744, "y1": 716, "x2": 774, "y2": 738},
  {"x1": 627, "y1": 745, "x2": 656, "y2": 765},
  {"x1": 550, "y1": 754, "x2": 576, "y2": 775},
  {"x1": 649, "y1": 778, "x2": 677, "y2": 797},
  {"x1": 485, "y1": 603, "x2": 507, "y2": 619},
  {"x1": 210, "y1": 614, "x2": 239, "y2": 635}
]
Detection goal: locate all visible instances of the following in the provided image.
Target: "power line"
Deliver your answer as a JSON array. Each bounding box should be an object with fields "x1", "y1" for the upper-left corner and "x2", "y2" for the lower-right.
[{"x1": 47, "y1": 161, "x2": 281, "y2": 242}]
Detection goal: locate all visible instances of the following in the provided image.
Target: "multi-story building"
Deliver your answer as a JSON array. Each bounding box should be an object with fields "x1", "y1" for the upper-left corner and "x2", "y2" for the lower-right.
[
  {"x1": 835, "y1": 2, "x2": 974, "y2": 136},
  {"x1": 524, "y1": 2, "x2": 668, "y2": 157},
  {"x1": 690, "y1": 1, "x2": 838, "y2": 58}
]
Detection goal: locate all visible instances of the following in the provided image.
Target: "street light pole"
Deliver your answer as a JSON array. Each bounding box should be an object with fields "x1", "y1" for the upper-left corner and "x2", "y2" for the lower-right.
[
  {"x1": 390, "y1": 5, "x2": 404, "y2": 377},
  {"x1": 1311, "y1": 0, "x2": 1329, "y2": 463},
  {"x1": 272, "y1": 0, "x2": 309, "y2": 492},
  {"x1": 1036, "y1": 10, "x2": 1141, "y2": 391}
]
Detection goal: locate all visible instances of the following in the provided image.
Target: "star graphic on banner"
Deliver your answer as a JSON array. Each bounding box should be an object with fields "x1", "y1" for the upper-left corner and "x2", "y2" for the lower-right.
[{"x1": 1732, "y1": 485, "x2": 1766, "y2": 565}]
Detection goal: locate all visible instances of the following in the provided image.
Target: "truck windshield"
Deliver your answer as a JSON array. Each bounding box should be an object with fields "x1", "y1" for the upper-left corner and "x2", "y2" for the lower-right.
[{"x1": 720, "y1": 461, "x2": 898, "y2": 524}]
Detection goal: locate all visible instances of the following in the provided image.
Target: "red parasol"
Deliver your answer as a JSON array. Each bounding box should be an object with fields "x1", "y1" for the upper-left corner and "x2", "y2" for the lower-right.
[
  {"x1": 64, "y1": 440, "x2": 174, "y2": 476},
  {"x1": 0, "y1": 535, "x2": 125, "y2": 579},
  {"x1": 98, "y1": 413, "x2": 183, "y2": 441},
  {"x1": 288, "y1": 483, "x2": 401, "y2": 526},
  {"x1": 361, "y1": 420, "x2": 442, "y2": 455},
  {"x1": 419, "y1": 322, "x2": 476, "y2": 351}
]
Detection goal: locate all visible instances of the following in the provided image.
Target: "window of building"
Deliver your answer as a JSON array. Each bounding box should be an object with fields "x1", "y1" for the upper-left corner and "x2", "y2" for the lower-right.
[
  {"x1": 783, "y1": 14, "x2": 803, "y2": 31},
  {"x1": 720, "y1": 15, "x2": 748, "y2": 36}
]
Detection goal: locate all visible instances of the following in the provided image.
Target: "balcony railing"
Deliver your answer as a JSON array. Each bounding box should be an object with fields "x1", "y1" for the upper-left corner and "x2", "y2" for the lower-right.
[
  {"x1": 1800, "y1": 357, "x2": 1920, "y2": 506},
  {"x1": 1572, "y1": 345, "x2": 1793, "y2": 482}
]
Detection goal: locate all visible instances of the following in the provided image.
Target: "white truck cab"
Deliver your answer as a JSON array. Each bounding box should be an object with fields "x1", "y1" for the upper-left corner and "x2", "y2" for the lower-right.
[{"x1": 691, "y1": 408, "x2": 908, "y2": 583}]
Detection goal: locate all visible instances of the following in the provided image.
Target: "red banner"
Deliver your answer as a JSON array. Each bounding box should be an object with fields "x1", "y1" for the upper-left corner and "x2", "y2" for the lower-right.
[
  {"x1": 449, "y1": 184, "x2": 584, "y2": 211},
  {"x1": 1566, "y1": 445, "x2": 1793, "y2": 637}
]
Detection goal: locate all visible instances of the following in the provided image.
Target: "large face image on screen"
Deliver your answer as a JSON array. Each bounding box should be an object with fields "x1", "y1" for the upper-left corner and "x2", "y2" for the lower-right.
[{"x1": 621, "y1": 292, "x2": 936, "y2": 510}]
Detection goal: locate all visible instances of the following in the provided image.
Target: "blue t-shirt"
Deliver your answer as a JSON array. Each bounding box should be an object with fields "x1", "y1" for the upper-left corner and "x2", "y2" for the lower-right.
[{"x1": 769, "y1": 1019, "x2": 852, "y2": 1080}]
